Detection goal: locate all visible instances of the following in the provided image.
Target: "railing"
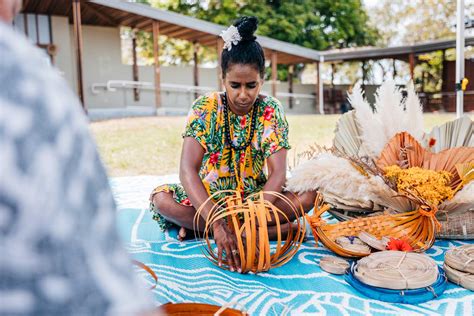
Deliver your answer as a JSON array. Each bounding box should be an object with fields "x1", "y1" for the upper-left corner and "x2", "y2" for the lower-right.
[{"x1": 91, "y1": 80, "x2": 215, "y2": 94}]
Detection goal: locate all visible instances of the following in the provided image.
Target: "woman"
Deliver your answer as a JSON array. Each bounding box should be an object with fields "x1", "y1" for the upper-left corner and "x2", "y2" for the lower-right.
[{"x1": 150, "y1": 16, "x2": 316, "y2": 273}]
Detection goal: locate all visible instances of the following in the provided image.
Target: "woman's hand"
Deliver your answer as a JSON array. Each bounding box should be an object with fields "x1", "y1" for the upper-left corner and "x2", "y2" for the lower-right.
[{"x1": 213, "y1": 220, "x2": 241, "y2": 273}]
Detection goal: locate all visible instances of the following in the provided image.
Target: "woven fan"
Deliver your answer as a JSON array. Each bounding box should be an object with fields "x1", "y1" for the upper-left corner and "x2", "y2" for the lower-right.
[
  {"x1": 306, "y1": 193, "x2": 437, "y2": 258},
  {"x1": 194, "y1": 190, "x2": 306, "y2": 273}
]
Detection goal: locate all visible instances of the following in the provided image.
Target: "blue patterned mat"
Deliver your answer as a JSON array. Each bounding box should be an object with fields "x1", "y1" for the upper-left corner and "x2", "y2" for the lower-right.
[{"x1": 112, "y1": 176, "x2": 474, "y2": 316}]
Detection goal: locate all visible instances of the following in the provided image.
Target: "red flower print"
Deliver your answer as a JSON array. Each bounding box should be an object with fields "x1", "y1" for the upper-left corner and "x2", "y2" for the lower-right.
[
  {"x1": 209, "y1": 152, "x2": 220, "y2": 164},
  {"x1": 386, "y1": 237, "x2": 413, "y2": 252},
  {"x1": 180, "y1": 198, "x2": 192, "y2": 206},
  {"x1": 428, "y1": 138, "x2": 436, "y2": 148},
  {"x1": 263, "y1": 107, "x2": 274, "y2": 121},
  {"x1": 240, "y1": 116, "x2": 247, "y2": 128},
  {"x1": 270, "y1": 144, "x2": 278, "y2": 153},
  {"x1": 240, "y1": 152, "x2": 245, "y2": 164}
]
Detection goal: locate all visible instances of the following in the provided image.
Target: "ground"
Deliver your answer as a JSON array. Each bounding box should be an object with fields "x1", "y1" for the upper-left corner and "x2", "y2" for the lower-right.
[{"x1": 90, "y1": 113, "x2": 469, "y2": 176}]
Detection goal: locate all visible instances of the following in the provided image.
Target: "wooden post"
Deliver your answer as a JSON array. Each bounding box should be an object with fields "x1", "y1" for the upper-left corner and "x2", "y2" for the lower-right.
[
  {"x1": 152, "y1": 21, "x2": 161, "y2": 109},
  {"x1": 193, "y1": 41, "x2": 199, "y2": 99},
  {"x1": 392, "y1": 59, "x2": 397, "y2": 79},
  {"x1": 217, "y1": 38, "x2": 224, "y2": 91},
  {"x1": 72, "y1": 0, "x2": 85, "y2": 111},
  {"x1": 314, "y1": 62, "x2": 319, "y2": 110},
  {"x1": 271, "y1": 50, "x2": 277, "y2": 97},
  {"x1": 288, "y1": 64, "x2": 294, "y2": 109},
  {"x1": 362, "y1": 61, "x2": 367, "y2": 88},
  {"x1": 409, "y1": 53, "x2": 415, "y2": 80},
  {"x1": 331, "y1": 63, "x2": 335, "y2": 113},
  {"x1": 132, "y1": 30, "x2": 139, "y2": 102}
]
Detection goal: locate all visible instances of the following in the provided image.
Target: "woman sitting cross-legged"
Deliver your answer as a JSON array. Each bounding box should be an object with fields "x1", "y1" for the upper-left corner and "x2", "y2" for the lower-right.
[{"x1": 150, "y1": 16, "x2": 317, "y2": 273}]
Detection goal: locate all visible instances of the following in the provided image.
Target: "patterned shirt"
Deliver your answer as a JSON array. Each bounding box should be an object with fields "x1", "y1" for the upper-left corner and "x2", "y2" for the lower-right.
[
  {"x1": 183, "y1": 92, "x2": 290, "y2": 198},
  {"x1": 0, "y1": 22, "x2": 153, "y2": 315}
]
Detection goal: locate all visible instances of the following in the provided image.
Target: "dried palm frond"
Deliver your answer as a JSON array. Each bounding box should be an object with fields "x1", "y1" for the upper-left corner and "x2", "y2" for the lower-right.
[
  {"x1": 423, "y1": 115, "x2": 473, "y2": 152},
  {"x1": 376, "y1": 132, "x2": 426, "y2": 169},
  {"x1": 333, "y1": 110, "x2": 365, "y2": 157},
  {"x1": 194, "y1": 191, "x2": 305, "y2": 273}
]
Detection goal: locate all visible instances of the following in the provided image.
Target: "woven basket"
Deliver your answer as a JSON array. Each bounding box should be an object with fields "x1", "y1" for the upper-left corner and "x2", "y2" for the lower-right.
[
  {"x1": 155, "y1": 303, "x2": 246, "y2": 315},
  {"x1": 194, "y1": 190, "x2": 306, "y2": 273},
  {"x1": 306, "y1": 193, "x2": 438, "y2": 258}
]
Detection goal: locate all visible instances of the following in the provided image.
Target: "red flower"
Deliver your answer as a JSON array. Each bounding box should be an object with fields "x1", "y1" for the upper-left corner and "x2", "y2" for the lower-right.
[
  {"x1": 263, "y1": 107, "x2": 274, "y2": 121},
  {"x1": 240, "y1": 152, "x2": 245, "y2": 164},
  {"x1": 209, "y1": 152, "x2": 220, "y2": 164},
  {"x1": 240, "y1": 116, "x2": 247, "y2": 128},
  {"x1": 386, "y1": 238, "x2": 413, "y2": 252},
  {"x1": 270, "y1": 144, "x2": 278, "y2": 153},
  {"x1": 180, "y1": 198, "x2": 192, "y2": 206},
  {"x1": 428, "y1": 138, "x2": 437, "y2": 148}
]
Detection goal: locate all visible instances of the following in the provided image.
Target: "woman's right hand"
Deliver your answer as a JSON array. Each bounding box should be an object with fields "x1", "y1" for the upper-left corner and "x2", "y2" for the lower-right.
[{"x1": 213, "y1": 220, "x2": 241, "y2": 273}]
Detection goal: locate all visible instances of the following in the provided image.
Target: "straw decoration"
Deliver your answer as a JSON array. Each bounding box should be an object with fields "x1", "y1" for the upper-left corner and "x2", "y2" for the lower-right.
[{"x1": 194, "y1": 190, "x2": 306, "y2": 273}]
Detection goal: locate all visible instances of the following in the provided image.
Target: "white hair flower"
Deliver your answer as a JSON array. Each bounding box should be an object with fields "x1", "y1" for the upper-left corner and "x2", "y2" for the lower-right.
[{"x1": 220, "y1": 25, "x2": 242, "y2": 51}]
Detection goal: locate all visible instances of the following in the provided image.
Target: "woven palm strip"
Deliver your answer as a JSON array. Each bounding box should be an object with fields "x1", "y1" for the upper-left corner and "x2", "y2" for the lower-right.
[
  {"x1": 306, "y1": 193, "x2": 437, "y2": 258},
  {"x1": 194, "y1": 190, "x2": 306, "y2": 273},
  {"x1": 354, "y1": 251, "x2": 439, "y2": 290},
  {"x1": 444, "y1": 244, "x2": 474, "y2": 274},
  {"x1": 443, "y1": 263, "x2": 474, "y2": 291}
]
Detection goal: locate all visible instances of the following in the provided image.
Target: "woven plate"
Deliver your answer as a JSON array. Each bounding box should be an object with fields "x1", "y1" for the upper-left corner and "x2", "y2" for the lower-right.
[
  {"x1": 444, "y1": 244, "x2": 474, "y2": 274},
  {"x1": 320, "y1": 256, "x2": 350, "y2": 275},
  {"x1": 443, "y1": 263, "x2": 474, "y2": 291},
  {"x1": 346, "y1": 263, "x2": 448, "y2": 304},
  {"x1": 358, "y1": 232, "x2": 389, "y2": 251},
  {"x1": 354, "y1": 251, "x2": 439, "y2": 290}
]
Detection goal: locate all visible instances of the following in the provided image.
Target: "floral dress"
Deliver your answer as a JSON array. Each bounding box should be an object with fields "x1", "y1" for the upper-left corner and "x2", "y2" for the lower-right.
[{"x1": 150, "y1": 92, "x2": 290, "y2": 230}]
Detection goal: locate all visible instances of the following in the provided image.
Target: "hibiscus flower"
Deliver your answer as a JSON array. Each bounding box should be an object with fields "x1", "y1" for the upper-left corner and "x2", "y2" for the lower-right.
[
  {"x1": 209, "y1": 152, "x2": 220, "y2": 164},
  {"x1": 386, "y1": 238, "x2": 413, "y2": 252},
  {"x1": 263, "y1": 107, "x2": 274, "y2": 121},
  {"x1": 180, "y1": 198, "x2": 192, "y2": 206}
]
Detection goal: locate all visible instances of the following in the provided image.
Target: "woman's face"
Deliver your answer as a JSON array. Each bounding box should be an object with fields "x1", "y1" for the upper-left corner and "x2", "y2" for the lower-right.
[{"x1": 223, "y1": 63, "x2": 264, "y2": 116}]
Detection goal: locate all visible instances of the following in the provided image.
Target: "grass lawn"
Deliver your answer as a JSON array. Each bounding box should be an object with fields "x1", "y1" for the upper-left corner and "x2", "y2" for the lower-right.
[{"x1": 90, "y1": 113, "x2": 468, "y2": 177}]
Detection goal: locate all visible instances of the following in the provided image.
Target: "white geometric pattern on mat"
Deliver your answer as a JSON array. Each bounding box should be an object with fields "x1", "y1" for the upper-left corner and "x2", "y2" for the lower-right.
[{"x1": 111, "y1": 176, "x2": 474, "y2": 316}]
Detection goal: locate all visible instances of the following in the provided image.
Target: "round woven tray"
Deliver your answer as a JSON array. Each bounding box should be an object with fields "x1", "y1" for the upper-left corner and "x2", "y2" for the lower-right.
[
  {"x1": 353, "y1": 251, "x2": 439, "y2": 290},
  {"x1": 346, "y1": 263, "x2": 447, "y2": 304},
  {"x1": 444, "y1": 244, "x2": 474, "y2": 274}
]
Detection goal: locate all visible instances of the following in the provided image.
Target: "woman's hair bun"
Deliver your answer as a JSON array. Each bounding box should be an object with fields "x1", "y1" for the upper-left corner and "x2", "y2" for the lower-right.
[{"x1": 233, "y1": 16, "x2": 258, "y2": 41}]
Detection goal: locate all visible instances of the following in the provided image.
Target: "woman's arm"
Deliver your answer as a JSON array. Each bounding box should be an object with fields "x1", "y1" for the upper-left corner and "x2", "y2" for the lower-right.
[
  {"x1": 262, "y1": 148, "x2": 287, "y2": 204},
  {"x1": 179, "y1": 137, "x2": 241, "y2": 272}
]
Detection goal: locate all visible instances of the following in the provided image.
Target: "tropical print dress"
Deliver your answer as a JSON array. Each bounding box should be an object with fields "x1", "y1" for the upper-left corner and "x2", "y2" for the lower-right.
[{"x1": 150, "y1": 92, "x2": 290, "y2": 230}]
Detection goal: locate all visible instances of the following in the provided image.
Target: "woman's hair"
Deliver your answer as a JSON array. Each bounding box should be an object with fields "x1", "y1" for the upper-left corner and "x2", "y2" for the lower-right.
[{"x1": 221, "y1": 16, "x2": 265, "y2": 79}]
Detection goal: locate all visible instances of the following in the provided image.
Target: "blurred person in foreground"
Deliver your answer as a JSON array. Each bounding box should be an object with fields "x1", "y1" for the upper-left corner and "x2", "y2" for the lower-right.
[{"x1": 0, "y1": 1, "x2": 156, "y2": 314}]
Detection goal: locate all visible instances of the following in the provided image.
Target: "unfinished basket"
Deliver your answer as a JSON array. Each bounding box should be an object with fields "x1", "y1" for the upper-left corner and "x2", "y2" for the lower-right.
[
  {"x1": 194, "y1": 190, "x2": 306, "y2": 273},
  {"x1": 306, "y1": 193, "x2": 438, "y2": 258}
]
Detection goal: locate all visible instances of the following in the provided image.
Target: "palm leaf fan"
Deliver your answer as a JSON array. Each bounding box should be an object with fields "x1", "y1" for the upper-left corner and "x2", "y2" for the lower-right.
[
  {"x1": 422, "y1": 116, "x2": 473, "y2": 152},
  {"x1": 376, "y1": 132, "x2": 426, "y2": 170},
  {"x1": 333, "y1": 110, "x2": 367, "y2": 157}
]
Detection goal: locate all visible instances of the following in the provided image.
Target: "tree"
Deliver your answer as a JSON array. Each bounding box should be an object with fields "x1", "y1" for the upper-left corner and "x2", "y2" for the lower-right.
[
  {"x1": 129, "y1": 0, "x2": 378, "y2": 79},
  {"x1": 366, "y1": 0, "x2": 474, "y2": 93}
]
